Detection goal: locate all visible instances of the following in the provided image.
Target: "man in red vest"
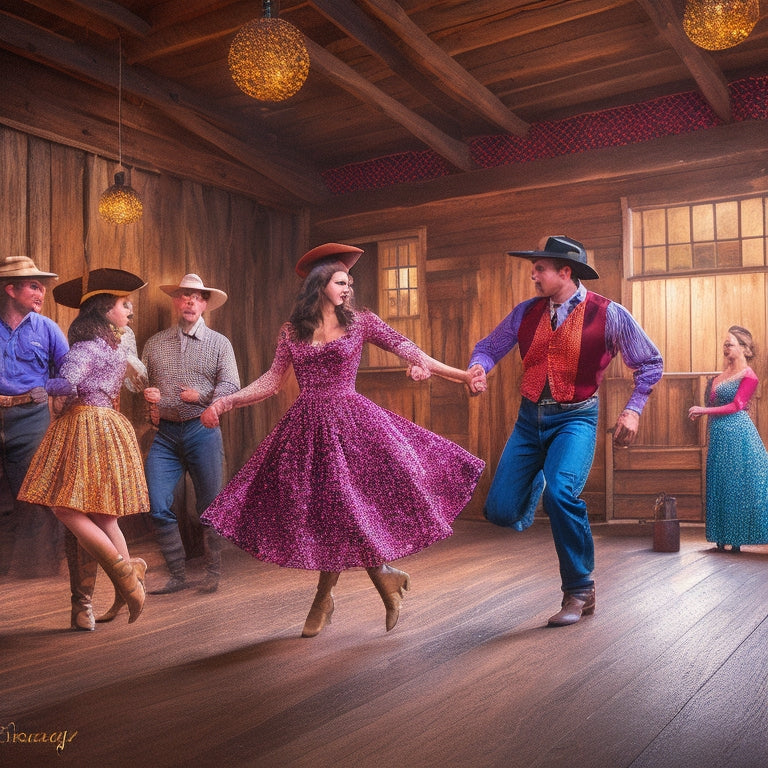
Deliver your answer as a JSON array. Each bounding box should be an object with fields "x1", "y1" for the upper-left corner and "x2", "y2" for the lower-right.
[{"x1": 468, "y1": 236, "x2": 662, "y2": 626}]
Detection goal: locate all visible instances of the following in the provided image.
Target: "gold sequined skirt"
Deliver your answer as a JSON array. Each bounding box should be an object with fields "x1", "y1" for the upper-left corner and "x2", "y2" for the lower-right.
[{"x1": 19, "y1": 405, "x2": 149, "y2": 517}]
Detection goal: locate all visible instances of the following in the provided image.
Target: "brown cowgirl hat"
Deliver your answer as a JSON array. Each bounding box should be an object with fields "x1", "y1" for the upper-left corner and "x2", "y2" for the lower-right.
[
  {"x1": 295, "y1": 243, "x2": 363, "y2": 278},
  {"x1": 53, "y1": 268, "x2": 147, "y2": 308}
]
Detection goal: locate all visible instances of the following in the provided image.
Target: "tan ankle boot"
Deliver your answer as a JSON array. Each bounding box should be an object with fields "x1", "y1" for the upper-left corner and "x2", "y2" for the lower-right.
[
  {"x1": 547, "y1": 587, "x2": 595, "y2": 627},
  {"x1": 99, "y1": 555, "x2": 146, "y2": 624},
  {"x1": 96, "y1": 557, "x2": 146, "y2": 622},
  {"x1": 366, "y1": 564, "x2": 410, "y2": 632},
  {"x1": 301, "y1": 571, "x2": 340, "y2": 637}
]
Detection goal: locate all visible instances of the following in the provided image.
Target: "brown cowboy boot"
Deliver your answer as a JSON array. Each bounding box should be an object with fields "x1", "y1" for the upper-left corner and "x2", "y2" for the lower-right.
[
  {"x1": 301, "y1": 571, "x2": 341, "y2": 637},
  {"x1": 366, "y1": 564, "x2": 410, "y2": 632},
  {"x1": 547, "y1": 587, "x2": 596, "y2": 627},
  {"x1": 96, "y1": 557, "x2": 147, "y2": 622},
  {"x1": 97, "y1": 554, "x2": 146, "y2": 623},
  {"x1": 65, "y1": 532, "x2": 97, "y2": 631}
]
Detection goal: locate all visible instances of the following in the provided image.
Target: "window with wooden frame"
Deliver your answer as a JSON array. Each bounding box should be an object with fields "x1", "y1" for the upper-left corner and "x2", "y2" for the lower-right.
[
  {"x1": 625, "y1": 194, "x2": 768, "y2": 373},
  {"x1": 349, "y1": 229, "x2": 427, "y2": 369}
]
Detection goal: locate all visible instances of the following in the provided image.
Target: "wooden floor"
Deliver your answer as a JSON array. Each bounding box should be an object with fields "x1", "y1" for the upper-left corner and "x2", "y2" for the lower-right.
[{"x1": 3, "y1": 519, "x2": 768, "y2": 768}]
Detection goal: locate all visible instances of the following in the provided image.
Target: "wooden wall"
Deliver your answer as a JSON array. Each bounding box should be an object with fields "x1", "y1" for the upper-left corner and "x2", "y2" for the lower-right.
[
  {"x1": 6, "y1": 119, "x2": 768, "y2": 531},
  {"x1": 1, "y1": 124, "x2": 305, "y2": 495},
  {"x1": 311, "y1": 135, "x2": 768, "y2": 522}
]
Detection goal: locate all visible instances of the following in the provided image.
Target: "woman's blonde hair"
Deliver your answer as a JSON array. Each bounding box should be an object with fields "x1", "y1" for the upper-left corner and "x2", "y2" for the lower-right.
[{"x1": 728, "y1": 325, "x2": 756, "y2": 360}]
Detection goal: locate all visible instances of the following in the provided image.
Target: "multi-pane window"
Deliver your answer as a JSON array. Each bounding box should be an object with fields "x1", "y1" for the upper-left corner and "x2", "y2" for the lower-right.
[
  {"x1": 381, "y1": 242, "x2": 419, "y2": 319},
  {"x1": 626, "y1": 194, "x2": 768, "y2": 374},
  {"x1": 632, "y1": 196, "x2": 768, "y2": 275}
]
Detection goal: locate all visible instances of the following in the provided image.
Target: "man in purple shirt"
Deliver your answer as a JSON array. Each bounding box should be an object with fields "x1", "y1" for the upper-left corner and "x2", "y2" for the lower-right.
[
  {"x1": 468, "y1": 236, "x2": 662, "y2": 626},
  {"x1": 0, "y1": 256, "x2": 68, "y2": 577}
]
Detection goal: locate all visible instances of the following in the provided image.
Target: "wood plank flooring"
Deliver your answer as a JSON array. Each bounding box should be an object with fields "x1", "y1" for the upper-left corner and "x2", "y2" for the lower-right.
[{"x1": 3, "y1": 519, "x2": 768, "y2": 768}]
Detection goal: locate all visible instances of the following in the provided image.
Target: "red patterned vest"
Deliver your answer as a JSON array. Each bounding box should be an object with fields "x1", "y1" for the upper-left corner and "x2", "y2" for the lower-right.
[{"x1": 519, "y1": 292, "x2": 613, "y2": 403}]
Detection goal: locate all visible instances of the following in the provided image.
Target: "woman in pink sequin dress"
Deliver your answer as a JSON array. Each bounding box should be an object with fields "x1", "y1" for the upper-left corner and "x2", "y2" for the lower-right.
[{"x1": 201, "y1": 244, "x2": 486, "y2": 637}]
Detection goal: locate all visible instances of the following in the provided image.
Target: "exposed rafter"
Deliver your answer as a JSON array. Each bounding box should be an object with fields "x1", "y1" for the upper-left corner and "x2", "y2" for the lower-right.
[
  {"x1": 0, "y1": 14, "x2": 328, "y2": 204},
  {"x1": 358, "y1": 0, "x2": 529, "y2": 136},
  {"x1": 635, "y1": 0, "x2": 732, "y2": 122},
  {"x1": 305, "y1": 39, "x2": 477, "y2": 172}
]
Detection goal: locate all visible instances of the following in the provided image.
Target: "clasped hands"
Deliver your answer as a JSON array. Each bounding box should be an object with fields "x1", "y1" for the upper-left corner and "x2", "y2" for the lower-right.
[{"x1": 405, "y1": 363, "x2": 488, "y2": 394}]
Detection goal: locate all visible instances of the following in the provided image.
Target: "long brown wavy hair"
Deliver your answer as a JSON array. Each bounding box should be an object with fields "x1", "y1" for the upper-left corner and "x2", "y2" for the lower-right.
[
  {"x1": 289, "y1": 261, "x2": 355, "y2": 342},
  {"x1": 67, "y1": 294, "x2": 122, "y2": 349}
]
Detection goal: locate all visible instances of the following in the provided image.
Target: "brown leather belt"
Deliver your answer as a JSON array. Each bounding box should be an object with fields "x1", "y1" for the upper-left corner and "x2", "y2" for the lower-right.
[{"x1": 0, "y1": 393, "x2": 35, "y2": 408}]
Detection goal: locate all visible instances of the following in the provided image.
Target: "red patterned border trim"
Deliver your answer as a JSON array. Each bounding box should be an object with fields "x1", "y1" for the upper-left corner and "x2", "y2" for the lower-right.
[{"x1": 321, "y1": 76, "x2": 768, "y2": 195}]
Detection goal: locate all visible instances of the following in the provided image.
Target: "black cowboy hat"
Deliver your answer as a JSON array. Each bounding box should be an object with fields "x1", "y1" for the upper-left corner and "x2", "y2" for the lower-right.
[
  {"x1": 53, "y1": 268, "x2": 146, "y2": 308},
  {"x1": 507, "y1": 235, "x2": 599, "y2": 280}
]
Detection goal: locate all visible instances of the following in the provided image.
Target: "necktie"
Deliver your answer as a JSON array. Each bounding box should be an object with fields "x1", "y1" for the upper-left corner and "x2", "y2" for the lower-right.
[{"x1": 551, "y1": 304, "x2": 561, "y2": 331}]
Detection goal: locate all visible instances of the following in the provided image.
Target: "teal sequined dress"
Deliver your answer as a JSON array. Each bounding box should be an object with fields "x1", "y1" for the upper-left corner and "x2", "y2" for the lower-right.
[{"x1": 705, "y1": 374, "x2": 768, "y2": 546}]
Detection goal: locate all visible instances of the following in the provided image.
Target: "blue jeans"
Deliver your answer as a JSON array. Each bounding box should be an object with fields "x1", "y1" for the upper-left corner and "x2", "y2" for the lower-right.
[
  {"x1": 145, "y1": 418, "x2": 224, "y2": 529},
  {"x1": 0, "y1": 401, "x2": 50, "y2": 497},
  {"x1": 485, "y1": 396, "x2": 599, "y2": 592}
]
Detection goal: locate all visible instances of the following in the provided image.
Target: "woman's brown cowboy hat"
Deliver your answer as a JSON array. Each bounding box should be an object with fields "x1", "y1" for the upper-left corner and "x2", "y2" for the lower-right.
[
  {"x1": 53, "y1": 268, "x2": 147, "y2": 308},
  {"x1": 507, "y1": 235, "x2": 599, "y2": 280},
  {"x1": 295, "y1": 243, "x2": 363, "y2": 278}
]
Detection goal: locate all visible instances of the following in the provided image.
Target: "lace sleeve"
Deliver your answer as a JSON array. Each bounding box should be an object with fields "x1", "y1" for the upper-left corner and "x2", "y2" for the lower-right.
[
  {"x1": 213, "y1": 324, "x2": 293, "y2": 414},
  {"x1": 357, "y1": 311, "x2": 430, "y2": 367}
]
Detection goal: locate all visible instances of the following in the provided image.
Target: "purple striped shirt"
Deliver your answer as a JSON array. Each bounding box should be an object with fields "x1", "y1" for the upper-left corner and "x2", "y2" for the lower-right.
[{"x1": 469, "y1": 283, "x2": 663, "y2": 413}]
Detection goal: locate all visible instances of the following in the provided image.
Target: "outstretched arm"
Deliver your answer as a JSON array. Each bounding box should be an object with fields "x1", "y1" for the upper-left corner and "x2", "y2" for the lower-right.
[
  {"x1": 688, "y1": 371, "x2": 758, "y2": 420},
  {"x1": 201, "y1": 327, "x2": 293, "y2": 428},
  {"x1": 407, "y1": 356, "x2": 486, "y2": 391}
]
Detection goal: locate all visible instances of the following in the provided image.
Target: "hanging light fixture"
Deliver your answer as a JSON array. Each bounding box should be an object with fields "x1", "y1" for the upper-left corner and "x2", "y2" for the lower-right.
[
  {"x1": 683, "y1": 0, "x2": 760, "y2": 50},
  {"x1": 228, "y1": 0, "x2": 310, "y2": 102},
  {"x1": 99, "y1": 37, "x2": 143, "y2": 225}
]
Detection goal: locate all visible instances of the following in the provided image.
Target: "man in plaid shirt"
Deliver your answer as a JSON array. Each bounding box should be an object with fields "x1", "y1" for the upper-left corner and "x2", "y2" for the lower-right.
[{"x1": 142, "y1": 274, "x2": 240, "y2": 595}]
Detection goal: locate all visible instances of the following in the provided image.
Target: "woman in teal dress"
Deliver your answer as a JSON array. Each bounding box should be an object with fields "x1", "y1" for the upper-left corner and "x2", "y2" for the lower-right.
[{"x1": 689, "y1": 325, "x2": 768, "y2": 552}]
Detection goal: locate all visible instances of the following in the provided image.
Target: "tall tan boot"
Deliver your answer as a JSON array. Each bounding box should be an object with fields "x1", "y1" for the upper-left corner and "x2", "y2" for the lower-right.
[
  {"x1": 65, "y1": 531, "x2": 98, "y2": 631},
  {"x1": 96, "y1": 558, "x2": 147, "y2": 622},
  {"x1": 98, "y1": 554, "x2": 147, "y2": 624},
  {"x1": 301, "y1": 571, "x2": 341, "y2": 638},
  {"x1": 367, "y1": 564, "x2": 410, "y2": 632}
]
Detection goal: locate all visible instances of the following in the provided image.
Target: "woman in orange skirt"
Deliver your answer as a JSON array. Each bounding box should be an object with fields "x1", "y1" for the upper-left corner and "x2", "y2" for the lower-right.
[{"x1": 19, "y1": 268, "x2": 150, "y2": 628}]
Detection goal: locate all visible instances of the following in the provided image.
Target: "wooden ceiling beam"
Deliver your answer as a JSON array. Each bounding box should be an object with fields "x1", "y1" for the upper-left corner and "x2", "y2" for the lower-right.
[
  {"x1": 304, "y1": 38, "x2": 477, "y2": 172},
  {"x1": 309, "y1": 0, "x2": 466, "y2": 135},
  {"x1": 65, "y1": 0, "x2": 152, "y2": 37},
  {"x1": 314, "y1": 120, "x2": 768, "y2": 222},
  {"x1": 358, "y1": 0, "x2": 529, "y2": 136},
  {"x1": 0, "y1": 13, "x2": 328, "y2": 204},
  {"x1": 0, "y1": 53, "x2": 299, "y2": 209},
  {"x1": 635, "y1": 0, "x2": 732, "y2": 122}
]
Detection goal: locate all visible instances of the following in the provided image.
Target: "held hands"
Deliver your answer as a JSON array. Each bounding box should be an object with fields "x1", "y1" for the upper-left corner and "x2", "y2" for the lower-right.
[
  {"x1": 200, "y1": 403, "x2": 220, "y2": 428},
  {"x1": 613, "y1": 409, "x2": 640, "y2": 447},
  {"x1": 467, "y1": 364, "x2": 488, "y2": 395},
  {"x1": 143, "y1": 387, "x2": 161, "y2": 404},
  {"x1": 201, "y1": 398, "x2": 228, "y2": 428},
  {"x1": 688, "y1": 405, "x2": 704, "y2": 421}
]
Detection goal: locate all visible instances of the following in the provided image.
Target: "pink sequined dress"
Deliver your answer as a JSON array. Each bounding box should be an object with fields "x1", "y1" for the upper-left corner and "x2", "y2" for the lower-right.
[{"x1": 201, "y1": 311, "x2": 485, "y2": 570}]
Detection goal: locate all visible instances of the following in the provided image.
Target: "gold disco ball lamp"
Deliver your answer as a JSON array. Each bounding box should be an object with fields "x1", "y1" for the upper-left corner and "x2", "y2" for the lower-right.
[
  {"x1": 683, "y1": 0, "x2": 760, "y2": 50},
  {"x1": 229, "y1": 0, "x2": 310, "y2": 102},
  {"x1": 99, "y1": 38, "x2": 144, "y2": 225},
  {"x1": 99, "y1": 171, "x2": 144, "y2": 225}
]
